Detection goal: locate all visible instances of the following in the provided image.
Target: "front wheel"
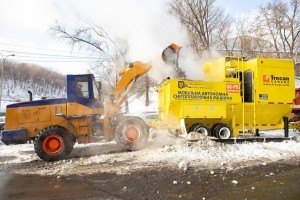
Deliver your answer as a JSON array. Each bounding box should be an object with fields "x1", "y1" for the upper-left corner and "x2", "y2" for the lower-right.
[
  {"x1": 34, "y1": 126, "x2": 74, "y2": 162},
  {"x1": 115, "y1": 116, "x2": 149, "y2": 150},
  {"x1": 194, "y1": 124, "x2": 211, "y2": 136},
  {"x1": 213, "y1": 124, "x2": 232, "y2": 139},
  {"x1": 188, "y1": 123, "x2": 200, "y2": 132}
]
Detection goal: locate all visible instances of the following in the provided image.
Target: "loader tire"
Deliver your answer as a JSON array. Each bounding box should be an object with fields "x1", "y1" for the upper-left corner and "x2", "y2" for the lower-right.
[
  {"x1": 213, "y1": 124, "x2": 232, "y2": 139},
  {"x1": 194, "y1": 124, "x2": 211, "y2": 136},
  {"x1": 115, "y1": 116, "x2": 149, "y2": 151},
  {"x1": 34, "y1": 126, "x2": 74, "y2": 162}
]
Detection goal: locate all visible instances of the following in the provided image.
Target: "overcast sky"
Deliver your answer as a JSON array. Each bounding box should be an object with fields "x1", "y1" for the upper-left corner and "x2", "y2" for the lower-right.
[{"x1": 0, "y1": 0, "x2": 267, "y2": 75}]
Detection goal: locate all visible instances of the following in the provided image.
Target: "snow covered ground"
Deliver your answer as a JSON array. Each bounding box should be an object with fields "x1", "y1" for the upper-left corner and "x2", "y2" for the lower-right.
[
  {"x1": 0, "y1": 80, "x2": 299, "y2": 176},
  {"x1": 0, "y1": 129, "x2": 299, "y2": 176}
]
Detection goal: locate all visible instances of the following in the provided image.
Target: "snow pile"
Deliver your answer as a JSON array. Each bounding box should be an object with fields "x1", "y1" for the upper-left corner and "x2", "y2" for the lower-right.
[
  {"x1": 138, "y1": 138, "x2": 300, "y2": 171},
  {"x1": 0, "y1": 143, "x2": 38, "y2": 163},
  {"x1": 260, "y1": 129, "x2": 299, "y2": 137},
  {"x1": 0, "y1": 129, "x2": 299, "y2": 176}
]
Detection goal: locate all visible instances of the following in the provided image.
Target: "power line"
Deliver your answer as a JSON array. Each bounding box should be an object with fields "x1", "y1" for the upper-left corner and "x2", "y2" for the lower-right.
[
  {"x1": 0, "y1": 42, "x2": 99, "y2": 57},
  {"x1": 14, "y1": 54, "x2": 102, "y2": 60},
  {"x1": 1, "y1": 48, "x2": 105, "y2": 64},
  {"x1": 13, "y1": 59, "x2": 100, "y2": 63},
  {"x1": 0, "y1": 49, "x2": 105, "y2": 59}
]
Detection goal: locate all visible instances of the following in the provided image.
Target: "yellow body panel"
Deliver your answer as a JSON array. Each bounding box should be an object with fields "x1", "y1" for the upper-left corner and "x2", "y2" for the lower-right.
[
  {"x1": 5, "y1": 103, "x2": 67, "y2": 138},
  {"x1": 18, "y1": 105, "x2": 51, "y2": 123},
  {"x1": 156, "y1": 57, "x2": 295, "y2": 136},
  {"x1": 202, "y1": 58, "x2": 226, "y2": 81},
  {"x1": 248, "y1": 58, "x2": 295, "y2": 103},
  {"x1": 67, "y1": 102, "x2": 100, "y2": 116},
  {"x1": 5, "y1": 101, "x2": 103, "y2": 143}
]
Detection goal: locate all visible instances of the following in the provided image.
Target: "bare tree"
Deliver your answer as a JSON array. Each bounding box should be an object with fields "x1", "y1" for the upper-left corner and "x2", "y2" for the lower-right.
[
  {"x1": 253, "y1": 0, "x2": 300, "y2": 58},
  {"x1": 217, "y1": 16, "x2": 251, "y2": 57},
  {"x1": 3, "y1": 61, "x2": 65, "y2": 99},
  {"x1": 51, "y1": 21, "x2": 155, "y2": 108},
  {"x1": 217, "y1": 17, "x2": 234, "y2": 56},
  {"x1": 51, "y1": 20, "x2": 112, "y2": 54},
  {"x1": 284, "y1": 0, "x2": 300, "y2": 57},
  {"x1": 252, "y1": 0, "x2": 287, "y2": 58},
  {"x1": 51, "y1": 21, "x2": 129, "y2": 94},
  {"x1": 169, "y1": 0, "x2": 232, "y2": 55}
]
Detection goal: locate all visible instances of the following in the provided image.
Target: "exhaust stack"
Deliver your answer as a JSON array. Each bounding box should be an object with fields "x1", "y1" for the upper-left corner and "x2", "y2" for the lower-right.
[{"x1": 28, "y1": 90, "x2": 32, "y2": 101}]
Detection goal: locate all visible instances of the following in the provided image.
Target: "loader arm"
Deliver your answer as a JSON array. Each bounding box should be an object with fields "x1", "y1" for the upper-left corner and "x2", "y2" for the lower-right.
[
  {"x1": 103, "y1": 61, "x2": 152, "y2": 141},
  {"x1": 113, "y1": 61, "x2": 152, "y2": 107}
]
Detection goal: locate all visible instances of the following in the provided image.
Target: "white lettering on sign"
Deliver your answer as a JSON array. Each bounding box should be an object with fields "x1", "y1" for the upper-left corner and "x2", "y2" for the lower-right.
[{"x1": 173, "y1": 91, "x2": 232, "y2": 101}]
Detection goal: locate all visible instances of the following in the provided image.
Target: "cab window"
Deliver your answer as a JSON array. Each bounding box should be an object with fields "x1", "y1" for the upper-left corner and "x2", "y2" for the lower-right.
[
  {"x1": 75, "y1": 77, "x2": 89, "y2": 98},
  {"x1": 92, "y1": 79, "x2": 100, "y2": 99}
]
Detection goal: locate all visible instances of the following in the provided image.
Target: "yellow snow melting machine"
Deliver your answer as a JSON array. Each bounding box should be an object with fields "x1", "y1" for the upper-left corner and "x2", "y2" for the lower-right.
[{"x1": 155, "y1": 57, "x2": 295, "y2": 139}]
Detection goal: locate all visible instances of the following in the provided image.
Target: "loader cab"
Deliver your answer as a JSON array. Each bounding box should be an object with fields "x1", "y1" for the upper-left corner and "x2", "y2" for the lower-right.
[{"x1": 66, "y1": 74, "x2": 104, "y2": 116}]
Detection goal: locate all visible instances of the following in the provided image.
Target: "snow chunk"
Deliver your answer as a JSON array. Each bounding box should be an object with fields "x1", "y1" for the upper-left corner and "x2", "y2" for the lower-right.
[{"x1": 178, "y1": 159, "x2": 190, "y2": 171}]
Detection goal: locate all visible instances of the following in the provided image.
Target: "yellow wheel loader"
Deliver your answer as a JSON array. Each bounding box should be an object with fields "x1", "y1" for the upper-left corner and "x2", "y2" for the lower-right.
[{"x1": 1, "y1": 61, "x2": 152, "y2": 162}]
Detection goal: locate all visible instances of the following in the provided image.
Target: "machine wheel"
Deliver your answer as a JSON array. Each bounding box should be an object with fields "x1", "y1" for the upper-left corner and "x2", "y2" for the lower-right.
[
  {"x1": 211, "y1": 123, "x2": 221, "y2": 137},
  {"x1": 115, "y1": 116, "x2": 149, "y2": 151},
  {"x1": 188, "y1": 123, "x2": 200, "y2": 132},
  {"x1": 194, "y1": 124, "x2": 211, "y2": 136},
  {"x1": 213, "y1": 124, "x2": 232, "y2": 139},
  {"x1": 34, "y1": 126, "x2": 74, "y2": 162}
]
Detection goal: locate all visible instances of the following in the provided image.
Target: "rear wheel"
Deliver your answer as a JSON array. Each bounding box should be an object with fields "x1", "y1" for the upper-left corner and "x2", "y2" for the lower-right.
[
  {"x1": 213, "y1": 124, "x2": 232, "y2": 139},
  {"x1": 211, "y1": 123, "x2": 221, "y2": 137},
  {"x1": 34, "y1": 126, "x2": 74, "y2": 162},
  {"x1": 115, "y1": 116, "x2": 149, "y2": 150}
]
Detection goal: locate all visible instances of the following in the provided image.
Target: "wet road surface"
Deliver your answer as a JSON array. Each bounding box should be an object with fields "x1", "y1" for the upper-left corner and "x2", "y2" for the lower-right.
[
  {"x1": 0, "y1": 167, "x2": 119, "y2": 200},
  {"x1": 1, "y1": 161, "x2": 299, "y2": 200}
]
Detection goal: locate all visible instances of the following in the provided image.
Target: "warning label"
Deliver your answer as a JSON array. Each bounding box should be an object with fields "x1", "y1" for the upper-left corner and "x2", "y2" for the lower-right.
[{"x1": 226, "y1": 84, "x2": 239, "y2": 93}]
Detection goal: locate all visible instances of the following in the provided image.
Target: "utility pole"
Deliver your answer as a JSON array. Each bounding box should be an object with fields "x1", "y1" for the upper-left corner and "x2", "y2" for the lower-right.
[{"x1": 0, "y1": 53, "x2": 15, "y2": 110}]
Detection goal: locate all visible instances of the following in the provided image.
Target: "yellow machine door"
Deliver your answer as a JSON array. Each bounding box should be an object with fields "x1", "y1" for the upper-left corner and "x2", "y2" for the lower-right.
[{"x1": 244, "y1": 70, "x2": 253, "y2": 102}]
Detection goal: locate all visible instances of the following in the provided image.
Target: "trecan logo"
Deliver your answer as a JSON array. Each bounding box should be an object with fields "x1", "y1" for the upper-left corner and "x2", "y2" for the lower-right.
[{"x1": 263, "y1": 75, "x2": 271, "y2": 82}]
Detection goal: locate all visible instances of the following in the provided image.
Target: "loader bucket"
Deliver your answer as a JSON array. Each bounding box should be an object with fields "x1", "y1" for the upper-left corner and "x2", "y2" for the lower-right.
[
  {"x1": 162, "y1": 43, "x2": 186, "y2": 78},
  {"x1": 162, "y1": 43, "x2": 182, "y2": 66}
]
